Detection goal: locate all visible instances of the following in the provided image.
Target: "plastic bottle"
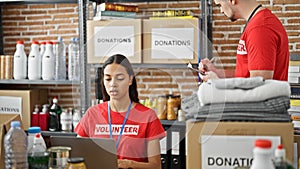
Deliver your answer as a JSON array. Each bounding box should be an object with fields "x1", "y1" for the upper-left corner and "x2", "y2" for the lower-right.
[
  {"x1": 72, "y1": 108, "x2": 81, "y2": 130},
  {"x1": 42, "y1": 41, "x2": 55, "y2": 80},
  {"x1": 31, "y1": 104, "x2": 40, "y2": 127},
  {"x1": 13, "y1": 40, "x2": 27, "y2": 80},
  {"x1": 39, "y1": 41, "x2": 46, "y2": 58},
  {"x1": 250, "y1": 139, "x2": 275, "y2": 169},
  {"x1": 27, "y1": 126, "x2": 46, "y2": 152},
  {"x1": 27, "y1": 133, "x2": 49, "y2": 169},
  {"x1": 49, "y1": 96, "x2": 62, "y2": 131},
  {"x1": 72, "y1": 38, "x2": 80, "y2": 81},
  {"x1": 274, "y1": 144, "x2": 295, "y2": 169},
  {"x1": 60, "y1": 108, "x2": 73, "y2": 132},
  {"x1": 4, "y1": 121, "x2": 28, "y2": 169},
  {"x1": 54, "y1": 36, "x2": 66, "y2": 80},
  {"x1": 28, "y1": 40, "x2": 41, "y2": 80},
  {"x1": 39, "y1": 104, "x2": 49, "y2": 131},
  {"x1": 68, "y1": 37, "x2": 75, "y2": 81},
  {"x1": 52, "y1": 41, "x2": 57, "y2": 57}
]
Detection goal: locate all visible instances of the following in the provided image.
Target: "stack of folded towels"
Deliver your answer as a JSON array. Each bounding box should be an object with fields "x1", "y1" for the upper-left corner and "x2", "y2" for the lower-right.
[{"x1": 181, "y1": 76, "x2": 291, "y2": 122}]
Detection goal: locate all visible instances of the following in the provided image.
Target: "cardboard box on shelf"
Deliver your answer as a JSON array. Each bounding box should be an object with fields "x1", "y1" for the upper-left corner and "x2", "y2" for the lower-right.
[
  {"x1": 0, "y1": 89, "x2": 48, "y2": 130},
  {"x1": 0, "y1": 114, "x2": 22, "y2": 169},
  {"x1": 186, "y1": 121, "x2": 294, "y2": 169},
  {"x1": 143, "y1": 18, "x2": 200, "y2": 64},
  {"x1": 86, "y1": 19, "x2": 142, "y2": 64}
]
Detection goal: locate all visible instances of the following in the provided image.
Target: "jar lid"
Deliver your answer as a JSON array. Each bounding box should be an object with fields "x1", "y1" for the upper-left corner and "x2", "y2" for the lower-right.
[{"x1": 68, "y1": 157, "x2": 85, "y2": 163}]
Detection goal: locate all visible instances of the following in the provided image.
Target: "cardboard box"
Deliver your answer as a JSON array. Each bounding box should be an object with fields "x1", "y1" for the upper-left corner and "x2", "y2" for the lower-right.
[
  {"x1": 0, "y1": 89, "x2": 48, "y2": 129},
  {"x1": 186, "y1": 121, "x2": 294, "y2": 169},
  {"x1": 87, "y1": 19, "x2": 142, "y2": 64},
  {"x1": 0, "y1": 114, "x2": 22, "y2": 169},
  {"x1": 143, "y1": 18, "x2": 200, "y2": 64}
]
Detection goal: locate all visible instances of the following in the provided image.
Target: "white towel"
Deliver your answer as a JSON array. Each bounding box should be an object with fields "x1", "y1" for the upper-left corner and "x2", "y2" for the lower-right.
[
  {"x1": 198, "y1": 79, "x2": 291, "y2": 106},
  {"x1": 211, "y1": 76, "x2": 264, "y2": 89}
]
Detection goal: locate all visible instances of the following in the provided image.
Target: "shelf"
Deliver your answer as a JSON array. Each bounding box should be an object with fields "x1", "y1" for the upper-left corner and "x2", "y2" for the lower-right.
[
  {"x1": 0, "y1": 0, "x2": 77, "y2": 4},
  {"x1": 92, "y1": 63, "x2": 198, "y2": 69},
  {"x1": 0, "y1": 79, "x2": 80, "y2": 85},
  {"x1": 102, "y1": 0, "x2": 199, "y2": 2},
  {"x1": 160, "y1": 120, "x2": 186, "y2": 126},
  {"x1": 41, "y1": 131, "x2": 77, "y2": 137}
]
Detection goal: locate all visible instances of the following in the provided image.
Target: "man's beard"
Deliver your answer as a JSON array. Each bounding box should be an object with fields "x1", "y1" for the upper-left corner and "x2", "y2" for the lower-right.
[{"x1": 228, "y1": 14, "x2": 237, "y2": 22}]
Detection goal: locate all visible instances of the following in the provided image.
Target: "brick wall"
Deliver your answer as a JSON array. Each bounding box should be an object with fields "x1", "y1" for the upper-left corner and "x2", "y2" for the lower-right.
[{"x1": 1, "y1": 0, "x2": 299, "y2": 109}]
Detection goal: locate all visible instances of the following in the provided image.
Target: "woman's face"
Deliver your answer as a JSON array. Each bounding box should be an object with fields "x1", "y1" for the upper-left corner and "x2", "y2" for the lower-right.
[{"x1": 103, "y1": 63, "x2": 132, "y2": 101}]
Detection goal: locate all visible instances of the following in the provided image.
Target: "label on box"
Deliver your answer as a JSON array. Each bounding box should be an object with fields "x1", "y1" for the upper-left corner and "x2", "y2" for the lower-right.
[
  {"x1": 93, "y1": 26, "x2": 135, "y2": 57},
  {"x1": 201, "y1": 135, "x2": 280, "y2": 169},
  {"x1": 0, "y1": 96, "x2": 22, "y2": 118},
  {"x1": 151, "y1": 27, "x2": 194, "y2": 59}
]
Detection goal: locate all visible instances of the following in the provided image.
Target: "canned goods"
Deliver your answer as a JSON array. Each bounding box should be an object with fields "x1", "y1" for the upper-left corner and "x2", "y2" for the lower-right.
[
  {"x1": 66, "y1": 157, "x2": 87, "y2": 169},
  {"x1": 48, "y1": 146, "x2": 71, "y2": 169},
  {"x1": 5, "y1": 55, "x2": 13, "y2": 79}
]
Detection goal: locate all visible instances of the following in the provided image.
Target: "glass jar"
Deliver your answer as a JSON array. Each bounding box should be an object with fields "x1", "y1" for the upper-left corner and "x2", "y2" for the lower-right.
[
  {"x1": 167, "y1": 95, "x2": 177, "y2": 120},
  {"x1": 66, "y1": 157, "x2": 87, "y2": 169},
  {"x1": 157, "y1": 95, "x2": 167, "y2": 116}
]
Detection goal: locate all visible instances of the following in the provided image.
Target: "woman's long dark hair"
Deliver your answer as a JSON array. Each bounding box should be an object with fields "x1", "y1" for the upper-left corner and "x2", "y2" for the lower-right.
[{"x1": 101, "y1": 54, "x2": 139, "y2": 103}]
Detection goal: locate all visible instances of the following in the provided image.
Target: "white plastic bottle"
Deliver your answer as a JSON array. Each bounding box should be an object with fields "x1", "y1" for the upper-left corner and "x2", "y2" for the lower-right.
[
  {"x1": 68, "y1": 38, "x2": 75, "y2": 81},
  {"x1": 28, "y1": 133, "x2": 48, "y2": 169},
  {"x1": 39, "y1": 41, "x2": 46, "y2": 57},
  {"x1": 72, "y1": 108, "x2": 81, "y2": 130},
  {"x1": 250, "y1": 139, "x2": 275, "y2": 169},
  {"x1": 72, "y1": 38, "x2": 80, "y2": 81},
  {"x1": 274, "y1": 144, "x2": 295, "y2": 169},
  {"x1": 60, "y1": 108, "x2": 73, "y2": 132},
  {"x1": 4, "y1": 121, "x2": 28, "y2": 169},
  {"x1": 42, "y1": 41, "x2": 55, "y2": 80},
  {"x1": 28, "y1": 40, "x2": 41, "y2": 80},
  {"x1": 55, "y1": 36, "x2": 66, "y2": 80},
  {"x1": 27, "y1": 126, "x2": 46, "y2": 152},
  {"x1": 13, "y1": 40, "x2": 27, "y2": 80}
]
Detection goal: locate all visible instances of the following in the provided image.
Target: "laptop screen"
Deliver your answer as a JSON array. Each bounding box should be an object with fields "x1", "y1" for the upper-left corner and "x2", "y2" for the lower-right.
[{"x1": 50, "y1": 136, "x2": 118, "y2": 169}]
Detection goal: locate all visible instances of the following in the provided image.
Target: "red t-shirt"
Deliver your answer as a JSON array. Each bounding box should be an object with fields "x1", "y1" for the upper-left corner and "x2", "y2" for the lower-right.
[
  {"x1": 235, "y1": 8, "x2": 289, "y2": 81},
  {"x1": 75, "y1": 102, "x2": 166, "y2": 162}
]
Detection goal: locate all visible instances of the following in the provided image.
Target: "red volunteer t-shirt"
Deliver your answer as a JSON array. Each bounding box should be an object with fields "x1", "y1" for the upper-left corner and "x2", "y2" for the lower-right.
[
  {"x1": 235, "y1": 8, "x2": 289, "y2": 81},
  {"x1": 75, "y1": 102, "x2": 166, "y2": 162}
]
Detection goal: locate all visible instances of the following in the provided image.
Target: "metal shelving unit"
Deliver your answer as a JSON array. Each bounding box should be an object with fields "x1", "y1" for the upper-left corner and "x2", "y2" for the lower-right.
[
  {"x1": 81, "y1": 0, "x2": 213, "y2": 111},
  {"x1": 0, "y1": 79, "x2": 80, "y2": 85},
  {"x1": 0, "y1": 0, "x2": 88, "y2": 112},
  {"x1": 0, "y1": 0, "x2": 213, "y2": 112}
]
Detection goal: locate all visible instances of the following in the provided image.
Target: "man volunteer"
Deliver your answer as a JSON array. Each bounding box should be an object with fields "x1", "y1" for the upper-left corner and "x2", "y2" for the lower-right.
[{"x1": 199, "y1": 0, "x2": 289, "y2": 81}]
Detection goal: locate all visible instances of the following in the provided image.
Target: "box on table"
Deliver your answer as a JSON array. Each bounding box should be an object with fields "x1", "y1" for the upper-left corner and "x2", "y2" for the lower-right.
[
  {"x1": 0, "y1": 89, "x2": 48, "y2": 130},
  {"x1": 186, "y1": 121, "x2": 294, "y2": 169},
  {"x1": 0, "y1": 114, "x2": 22, "y2": 169},
  {"x1": 143, "y1": 18, "x2": 200, "y2": 64},
  {"x1": 87, "y1": 19, "x2": 142, "y2": 64}
]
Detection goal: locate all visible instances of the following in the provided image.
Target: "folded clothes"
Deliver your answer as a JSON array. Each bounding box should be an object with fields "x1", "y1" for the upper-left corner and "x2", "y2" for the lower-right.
[
  {"x1": 181, "y1": 91, "x2": 201, "y2": 115},
  {"x1": 192, "y1": 112, "x2": 291, "y2": 122},
  {"x1": 198, "y1": 79, "x2": 291, "y2": 106},
  {"x1": 185, "y1": 96, "x2": 291, "y2": 122},
  {"x1": 211, "y1": 76, "x2": 264, "y2": 89},
  {"x1": 196, "y1": 96, "x2": 290, "y2": 114}
]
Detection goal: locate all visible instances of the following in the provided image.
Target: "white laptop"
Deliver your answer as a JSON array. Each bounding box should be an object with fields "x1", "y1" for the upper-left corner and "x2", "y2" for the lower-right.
[{"x1": 50, "y1": 136, "x2": 118, "y2": 169}]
